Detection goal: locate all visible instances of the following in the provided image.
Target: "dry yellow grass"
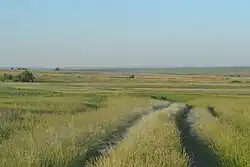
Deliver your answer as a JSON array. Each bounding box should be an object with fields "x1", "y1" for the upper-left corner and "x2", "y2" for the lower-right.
[
  {"x1": 89, "y1": 103, "x2": 189, "y2": 167},
  {"x1": 0, "y1": 96, "x2": 157, "y2": 167},
  {"x1": 190, "y1": 107, "x2": 250, "y2": 167}
]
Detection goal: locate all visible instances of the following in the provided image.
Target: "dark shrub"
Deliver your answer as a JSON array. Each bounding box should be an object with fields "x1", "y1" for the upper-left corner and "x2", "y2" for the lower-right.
[
  {"x1": 129, "y1": 75, "x2": 135, "y2": 79},
  {"x1": 15, "y1": 70, "x2": 35, "y2": 82},
  {"x1": 150, "y1": 95, "x2": 168, "y2": 101},
  {"x1": 231, "y1": 80, "x2": 241, "y2": 83}
]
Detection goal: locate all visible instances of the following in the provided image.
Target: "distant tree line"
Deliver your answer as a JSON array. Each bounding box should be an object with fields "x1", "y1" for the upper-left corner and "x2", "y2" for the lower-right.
[
  {"x1": 10, "y1": 67, "x2": 28, "y2": 70},
  {"x1": 2, "y1": 70, "x2": 35, "y2": 82}
]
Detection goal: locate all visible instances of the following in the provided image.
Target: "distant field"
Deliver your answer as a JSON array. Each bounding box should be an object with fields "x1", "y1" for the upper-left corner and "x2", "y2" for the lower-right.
[
  {"x1": 2, "y1": 66, "x2": 250, "y2": 75},
  {"x1": 1, "y1": 68, "x2": 250, "y2": 167},
  {"x1": 56, "y1": 66, "x2": 250, "y2": 75}
]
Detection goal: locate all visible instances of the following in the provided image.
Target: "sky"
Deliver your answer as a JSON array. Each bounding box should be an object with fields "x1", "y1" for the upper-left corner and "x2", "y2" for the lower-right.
[{"x1": 0, "y1": 0, "x2": 250, "y2": 68}]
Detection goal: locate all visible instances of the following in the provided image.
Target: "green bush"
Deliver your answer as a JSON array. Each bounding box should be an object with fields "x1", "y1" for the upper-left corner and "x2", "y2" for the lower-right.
[
  {"x1": 15, "y1": 70, "x2": 35, "y2": 82},
  {"x1": 2, "y1": 73, "x2": 13, "y2": 81}
]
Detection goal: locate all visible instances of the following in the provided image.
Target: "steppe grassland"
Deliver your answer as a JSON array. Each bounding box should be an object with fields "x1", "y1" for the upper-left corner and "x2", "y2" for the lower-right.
[{"x1": 1, "y1": 69, "x2": 250, "y2": 167}]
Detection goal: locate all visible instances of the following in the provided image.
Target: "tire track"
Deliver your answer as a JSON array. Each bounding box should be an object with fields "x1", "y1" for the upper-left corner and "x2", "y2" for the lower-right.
[
  {"x1": 207, "y1": 106, "x2": 218, "y2": 117},
  {"x1": 175, "y1": 104, "x2": 221, "y2": 167},
  {"x1": 82, "y1": 102, "x2": 172, "y2": 166}
]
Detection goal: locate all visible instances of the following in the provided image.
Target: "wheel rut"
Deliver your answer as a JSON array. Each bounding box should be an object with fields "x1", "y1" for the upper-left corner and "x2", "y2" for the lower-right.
[
  {"x1": 175, "y1": 104, "x2": 221, "y2": 167},
  {"x1": 207, "y1": 106, "x2": 218, "y2": 117},
  {"x1": 82, "y1": 102, "x2": 172, "y2": 166}
]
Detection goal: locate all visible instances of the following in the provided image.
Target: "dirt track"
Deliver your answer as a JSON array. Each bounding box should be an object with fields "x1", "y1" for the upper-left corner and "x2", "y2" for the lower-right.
[
  {"x1": 83, "y1": 102, "x2": 222, "y2": 167},
  {"x1": 82, "y1": 102, "x2": 172, "y2": 166},
  {"x1": 175, "y1": 106, "x2": 221, "y2": 167}
]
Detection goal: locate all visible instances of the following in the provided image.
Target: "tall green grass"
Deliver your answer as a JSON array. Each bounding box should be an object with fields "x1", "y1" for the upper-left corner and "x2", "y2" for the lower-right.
[
  {"x1": 190, "y1": 98, "x2": 250, "y2": 137},
  {"x1": 90, "y1": 103, "x2": 189, "y2": 167},
  {"x1": 190, "y1": 108, "x2": 250, "y2": 167},
  {"x1": 0, "y1": 96, "x2": 156, "y2": 167},
  {"x1": 211, "y1": 99, "x2": 250, "y2": 136},
  {"x1": 0, "y1": 93, "x2": 106, "y2": 143}
]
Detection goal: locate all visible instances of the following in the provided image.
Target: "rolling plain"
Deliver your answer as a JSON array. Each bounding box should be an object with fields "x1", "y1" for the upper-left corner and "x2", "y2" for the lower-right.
[{"x1": 1, "y1": 68, "x2": 250, "y2": 167}]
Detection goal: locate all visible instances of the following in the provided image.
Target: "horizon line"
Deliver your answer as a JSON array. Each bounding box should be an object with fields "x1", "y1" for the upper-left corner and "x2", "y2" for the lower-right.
[{"x1": 1, "y1": 66, "x2": 250, "y2": 69}]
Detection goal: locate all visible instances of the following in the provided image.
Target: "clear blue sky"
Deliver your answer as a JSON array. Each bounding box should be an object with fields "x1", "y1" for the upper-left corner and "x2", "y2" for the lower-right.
[{"x1": 1, "y1": 0, "x2": 250, "y2": 68}]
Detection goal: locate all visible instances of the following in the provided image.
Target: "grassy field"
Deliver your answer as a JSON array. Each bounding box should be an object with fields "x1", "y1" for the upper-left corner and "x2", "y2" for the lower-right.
[
  {"x1": 1, "y1": 68, "x2": 250, "y2": 167},
  {"x1": 90, "y1": 103, "x2": 189, "y2": 167}
]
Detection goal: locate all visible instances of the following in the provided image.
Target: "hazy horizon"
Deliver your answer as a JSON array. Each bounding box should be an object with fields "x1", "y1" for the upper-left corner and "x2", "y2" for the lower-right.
[
  {"x1": 2, "y1": 66, "x2": 250, "y2": 70},
  {"x1": 1, "y1": 1, "x2": 250, "y2": 67}
]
